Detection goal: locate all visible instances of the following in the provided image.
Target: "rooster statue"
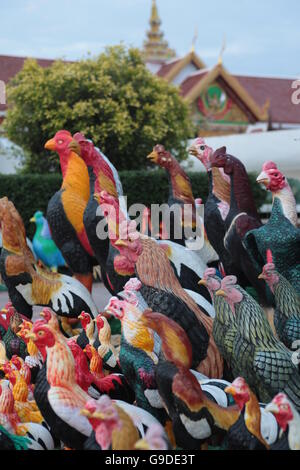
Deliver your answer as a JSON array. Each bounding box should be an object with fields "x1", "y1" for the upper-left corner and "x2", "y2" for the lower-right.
[
  {"x1": 81, "y1": 395, "x2": 169, "y2": 450},
  {"x1": 188, "y1": 138, "x2": 242, "y2": 279},
  {"x1": 0, "y1": 197, "x2": 98, "y2": 319},
  {"x1": 69, "y1": 132, "x2": 126, "y2": 272},
  {"x1": 216, "y1": 275, "x2": 300, "y2": 408},
  {"x1": 225, "y1": 377, "x2": 270, "y2": 450},
  {"x1": 146, "y1": 144, "x2": 219, "y2": 303},
  {"x1": 147, "y1": 144, "x2": 197, "y2": 246},
  {"x1": 266, "y1": 393, "x2": 300, "y2": 450},
  {"x1": 244, "y1": 161, "x2": 300, "y2": 294},
  {"x1": 105, "y1": 294, "x2": 167, "y2": 423},
  {"x1": 259, "y1": 258, "x2": 300, "y2": 349},
  {"x1": 44, "y1": 130, "x2": 97, "y2": 292},
  {"x1": 29, "y1": 313, "x2": 94, "y2": 448},
  {"x1": 209, "y1": 147, "x2": 273, "y2": 305}
]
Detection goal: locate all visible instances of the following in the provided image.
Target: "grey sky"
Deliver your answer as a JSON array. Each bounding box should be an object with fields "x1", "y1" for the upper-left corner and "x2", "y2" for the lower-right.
[{"x1": 1, "y1": 0, "x2": 300, "y2": 77}]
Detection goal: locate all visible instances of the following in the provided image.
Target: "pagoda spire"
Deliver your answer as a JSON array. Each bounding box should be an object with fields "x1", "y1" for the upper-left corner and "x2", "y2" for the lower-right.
[{"x1": 142, "y1": 0, "x2": 176, "y2": 62}]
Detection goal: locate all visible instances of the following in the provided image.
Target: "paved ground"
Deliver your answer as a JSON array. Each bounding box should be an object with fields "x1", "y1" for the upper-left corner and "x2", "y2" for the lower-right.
[{"x1": 0, "y1": 282, "x2": 112, "y2": 320}]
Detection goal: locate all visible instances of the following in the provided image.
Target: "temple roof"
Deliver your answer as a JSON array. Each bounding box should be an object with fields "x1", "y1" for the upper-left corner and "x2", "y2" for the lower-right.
[
  {"x1": 178, "y1": 65, "x2": 299, "y2": 124},
  {"x1": 178, "y1": 63, "x2": 268, "y2": 121},
  {"x1": 157, "y1": 51, "x2": 206, "y2": 82},
  {"x1": 234, "y1": 75, "x2": 300, "y2": 124}
]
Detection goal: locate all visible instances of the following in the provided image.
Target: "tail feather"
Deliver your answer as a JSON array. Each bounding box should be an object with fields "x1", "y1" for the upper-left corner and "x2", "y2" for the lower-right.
[
  {"x1": 92, "y1": 373, "x2": 122, "y2": 394},
  {"x1": 141, "y1": 310, "x2": 193, "y2": 369}
]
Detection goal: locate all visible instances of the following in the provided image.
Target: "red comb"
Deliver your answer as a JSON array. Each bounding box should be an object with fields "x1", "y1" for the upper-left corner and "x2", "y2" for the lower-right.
[
  {"x1": 96, "y1": 316, "x2": 105, "y2": 329},
  {"x1": 262, "y1": 161, "x2": 277, "y2": 171},
  {"x1": 266, "y1": 249, "x2": 273, "y2": 264}
]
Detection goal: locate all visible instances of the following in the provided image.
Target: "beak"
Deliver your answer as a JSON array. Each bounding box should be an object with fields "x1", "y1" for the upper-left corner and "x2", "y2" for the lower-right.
[
  {"x1": 80, "y1": 409, "x2": 92, "y2": 417},
  {"x1": 44, "y1": 138, "x2": 56, "y2": 151},
  {"x1": 91, "y1": 411, "x2": 107, "y2": 420},
  {"x1": 115, "y1": 239, "x2": 128, "y2": 248},
  {"x1": 256, "y1": 171, "x2": 270, "y2": 186},
  {"x1": 188, "y1": 144, "x2": 198, "y2": 156},
  {"x1": 258, "y1": 273, "x2": 265, "y2": 280},
  {"x1": 265, "y1": 402, "x2": 279, "y2": 415},
  {"x1": 216, "y1": 289, "x2": 226, "y2": 297},
  {"x1": 94, "y1": 193, "x2": 101, "y2": 204},
  {"x1": 224, "y1": 385, "x2": 235, "y2": 396},
  {"x1": 198, "y1": 279, "x2": 207, "y2": 286},
  {"x1": 78, "y1": 313, "x2": 84, "y2": 320},
  {"x1": 147, "y1": 150, "x2": 159, "y2": 163},
  {"x1": 30, "y1": 217, "x2": 36, "y2": 223},
  {"x1": 104, "y1": 308, "x2": 113, "y2": 317},
  {"x1": 26, "y1": 332, "x2": 37, "y2": 341},
  {"x1": 134, "y1": 439, "x2": 150, "y2": 450}
]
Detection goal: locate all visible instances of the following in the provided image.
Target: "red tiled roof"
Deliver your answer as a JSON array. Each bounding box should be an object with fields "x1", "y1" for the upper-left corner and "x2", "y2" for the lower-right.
[
  {"x1": 0, "y1": 54, "x2": 71, "y2": 112},
  {"x1": 0, "y1": 54, "x2": 56, "y2": 84},
  {"x1": 179, "y1": 70, "x2": 209, "y2": 97},
  {"x1": 156, "y1": 58, "x2": 182, "y2": 77},
  {"x1": 234, "y1": 75, "x2": 300, "y2": 124}
]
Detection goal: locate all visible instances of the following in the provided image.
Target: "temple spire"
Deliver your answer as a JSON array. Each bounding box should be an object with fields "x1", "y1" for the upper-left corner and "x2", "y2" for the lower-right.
[{"x1": 142, "y1": 0, "x2": 176, "y2": 62}]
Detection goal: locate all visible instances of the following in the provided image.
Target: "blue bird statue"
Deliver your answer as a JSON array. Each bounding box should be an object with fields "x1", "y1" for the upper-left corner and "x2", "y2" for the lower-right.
[{"x1": 30, "y1": 210, "x2": 66, "y2": 271}]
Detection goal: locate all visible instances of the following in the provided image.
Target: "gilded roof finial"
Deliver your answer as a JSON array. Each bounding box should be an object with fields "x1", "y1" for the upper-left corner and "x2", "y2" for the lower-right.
[
  {"x1": 218, "y1": 34, "x2": 226, "y2": 65},
  {"x1": 191, "y1": 26, "x2": 198, "y2": 53},
  {"x1": 151, "y1": 0, "x2": 159, "y2": 23},
  {"x1": 142, "y1": 0, "x2": 176, "y2": 62}
]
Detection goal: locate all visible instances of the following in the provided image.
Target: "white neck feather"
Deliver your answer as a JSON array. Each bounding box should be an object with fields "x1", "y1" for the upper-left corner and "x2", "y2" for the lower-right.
[{"x1": 273, "y1": 184, "x2": 298, "y2": 227}]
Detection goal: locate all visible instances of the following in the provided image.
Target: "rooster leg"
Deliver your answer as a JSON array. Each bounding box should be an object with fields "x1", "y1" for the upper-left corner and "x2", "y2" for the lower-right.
[
  {"x1": 73, "y1": 273, "x2": 93, "y2": 293},
  {"x1": 164, "y1": 420, "x2": 176, "y2": 449}
]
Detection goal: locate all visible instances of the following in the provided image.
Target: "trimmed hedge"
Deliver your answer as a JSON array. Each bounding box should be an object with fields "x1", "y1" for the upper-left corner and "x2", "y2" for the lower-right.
[{"x1": 0, "y1": 170, "x2": 266, "y2": 239}]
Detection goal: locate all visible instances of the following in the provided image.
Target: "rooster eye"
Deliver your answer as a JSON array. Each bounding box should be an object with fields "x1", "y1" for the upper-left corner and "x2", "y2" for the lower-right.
[
  {"x1": 200, "y1": 145, "x2": 205, "y2": 151},
  {"x1": 37, "y1": 331, "x2": 44, "y2": 336},
  {"x1": 57, "y1": 140, "x2": 64, "y2": 145}
]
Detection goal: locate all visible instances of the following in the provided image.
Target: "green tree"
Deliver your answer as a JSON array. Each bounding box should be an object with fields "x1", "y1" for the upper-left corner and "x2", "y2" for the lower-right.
[{"x1": 4, "y1": 45, "x2": 194, "y2": 173}]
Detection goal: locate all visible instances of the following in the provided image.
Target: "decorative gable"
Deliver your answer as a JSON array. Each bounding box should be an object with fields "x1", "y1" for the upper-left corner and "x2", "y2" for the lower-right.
[{"x1": 195, "y1": 81, "x2": 252, "y2": 126}]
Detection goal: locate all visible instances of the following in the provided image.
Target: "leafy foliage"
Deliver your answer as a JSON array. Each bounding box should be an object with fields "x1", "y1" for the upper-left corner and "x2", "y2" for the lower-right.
[
  {"x1": 4, "y1": 46, "x2": 194, "y2": 172},
  {"x1": 0, "y1": 171, "x2": 267, "y2": 239}
]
